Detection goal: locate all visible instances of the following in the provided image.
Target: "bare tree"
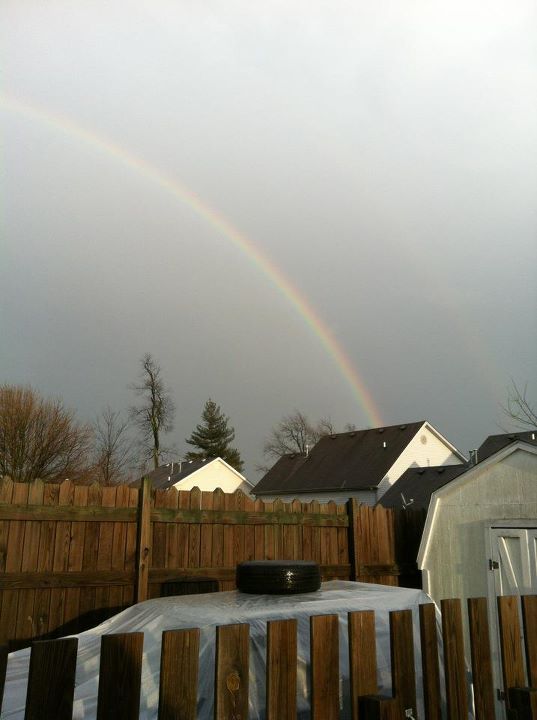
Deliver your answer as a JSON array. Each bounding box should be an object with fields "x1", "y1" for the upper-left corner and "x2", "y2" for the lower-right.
[
  {"x1": 0, "y1": 385, "x2": 92, "y2": 482},
  {"x1": 502, "y1": 381, "x2": 537, "y2": 430},
  {"x1": 93, "y1": 407, "x2": 133, "y2": 485},
  {"x1": 129, "y1": 353, "x2": 175, "y2": 470},
  {"x1": 262, "y1": 410, "x2": 335, "y2": 462}
]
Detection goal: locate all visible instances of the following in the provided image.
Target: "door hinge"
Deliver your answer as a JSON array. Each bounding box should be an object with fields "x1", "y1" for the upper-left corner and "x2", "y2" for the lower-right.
[
  {"x1": 489, "y1": 559, "x2": 499, "y2": 570},
  {"x1": 497, "y1": 689, "x2": 506, "y2": 701}
]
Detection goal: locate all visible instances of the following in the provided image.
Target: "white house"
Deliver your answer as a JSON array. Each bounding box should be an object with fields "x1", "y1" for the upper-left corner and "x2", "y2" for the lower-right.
[
  {"x1": 133, "y1": 457, "x2": 253, "y2": 495},
  {"x1": 254, "y1": 421, "x2": 465, "y2": 505}
]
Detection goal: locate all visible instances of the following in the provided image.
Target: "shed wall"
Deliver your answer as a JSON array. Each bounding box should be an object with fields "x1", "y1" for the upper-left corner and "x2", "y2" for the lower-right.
[{"x1": 422, "y1": 449, "x2": 537, "y2": 604}]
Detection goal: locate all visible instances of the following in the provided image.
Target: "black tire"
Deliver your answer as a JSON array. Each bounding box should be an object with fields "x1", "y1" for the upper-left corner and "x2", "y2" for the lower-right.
[{"x1": 236, "y1": 560, "x2": 321, "y2": 595}]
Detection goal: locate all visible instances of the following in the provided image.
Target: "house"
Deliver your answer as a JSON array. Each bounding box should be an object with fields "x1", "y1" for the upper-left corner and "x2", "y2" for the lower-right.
[
  {"x1": 131, "y1": 457, "x2": 253, "y2": 495},
  {"x1": 474, "y1": 429, "x2": 537, "y2": 463},
  {"x1": 253, "y1": 421, "x2": 465, "y2": 505}
]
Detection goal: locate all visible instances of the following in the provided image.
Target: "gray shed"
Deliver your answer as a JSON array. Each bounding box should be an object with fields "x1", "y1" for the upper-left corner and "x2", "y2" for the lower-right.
[{"x1": 418, "y1": 438, "x2": 537, "y2": 718}]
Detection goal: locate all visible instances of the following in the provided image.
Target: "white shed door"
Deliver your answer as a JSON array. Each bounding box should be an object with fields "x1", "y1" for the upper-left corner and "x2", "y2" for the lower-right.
[{"x1": 490, "y1": 528, "x2": 537, "y2": 596}]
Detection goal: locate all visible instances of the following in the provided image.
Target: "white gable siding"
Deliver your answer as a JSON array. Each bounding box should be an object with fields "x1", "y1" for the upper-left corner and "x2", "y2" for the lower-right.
[
  {"x1": 420, "y1": 448, "x2": 537, "y2": 603},
  {"x1": 376, "y1": 424, "x2": 463, "y2": 499},
  {"x1": 174, "y1": 460, "x2": 250, "y2": 494}
]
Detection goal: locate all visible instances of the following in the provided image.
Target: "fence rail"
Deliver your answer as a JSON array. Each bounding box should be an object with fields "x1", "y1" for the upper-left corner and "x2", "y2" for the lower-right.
[
  {"x1": 1, "y1": 594, "x2": 537, "y2": 719},
  {"x1": 0, "y1": 477, "x2": 425, "y2": 647}
]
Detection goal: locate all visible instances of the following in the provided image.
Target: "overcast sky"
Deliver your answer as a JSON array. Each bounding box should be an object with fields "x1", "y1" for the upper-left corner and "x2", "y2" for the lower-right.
[{"x1": 1, "y1": 1, "x2": 536, "y2": 478}]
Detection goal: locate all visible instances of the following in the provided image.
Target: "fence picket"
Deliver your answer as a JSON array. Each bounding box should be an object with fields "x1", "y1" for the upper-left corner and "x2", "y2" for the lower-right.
[
  {"x1": 311, "y1": 614, "x2": 339, "y2": 720},
  {"x1": 3, "y1": 596, "x2": 537, "y2": 719},
  {"x1": 522, "y1": 595, "x2": 537, "y2": 688},
  {"x1": 348, "y1": 610, "x2": 377, "y2": 720},
  {"x1": 419, "y1": 603, "x2": 441, "y2": 720},
  {"x1": 135, "y1": 478, "x2": 152, "y2": 603},
  {"x1": 390, "y1": 609, "x2": 417, "y2": 717},
  {"x1": 441, "y1": 599, "x2": 468, "y2": 720},
  {"x1": 24, "y1": 638, "x2": 78, "y2": 720},
  {"x1": 96, "y1": 633, "x2": 144, "y2": 720},
  {"x1": 215, "y1": 623, "x2": 249, "y2": 720},
  {"x1": 158, "y1": 628, "x2": 200, "y2": 720},
  {"x1": 468, "y1": 597, "x2": 496, "y2": 720},
  {"x1": 266, "y1": 619, "x2": 297, "y2": 720},
  {"x1": 498, "y1": 595, "x2": 527, "y2": 716}
]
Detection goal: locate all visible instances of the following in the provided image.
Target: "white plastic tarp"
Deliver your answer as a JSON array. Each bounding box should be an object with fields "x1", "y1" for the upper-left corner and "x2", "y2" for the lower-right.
[{"x1": 2, "y1": 580, "x2": 438, "y2": 719}]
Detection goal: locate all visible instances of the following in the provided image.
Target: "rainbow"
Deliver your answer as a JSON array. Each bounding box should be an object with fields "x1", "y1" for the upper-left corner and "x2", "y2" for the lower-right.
[{"x1": 0, "y1": 93, "x2": 383, "y2": 427}]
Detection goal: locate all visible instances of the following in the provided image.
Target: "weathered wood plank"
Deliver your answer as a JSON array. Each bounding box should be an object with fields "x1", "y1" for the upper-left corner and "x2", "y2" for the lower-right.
[
  {"x1": 135, "y1": 478, "x2": 152, "y2": 603},
  {"x1": 78, "y1": 483, "x2": 102, "y2": 623},
  {"x1": 24, "y1": 638, "x2": 78, "y2": 720},
  {"x1": 522, "y1": 595, "x2": 537, "y2": 688},
  {"x1": 468, "y1": 597, "x2": 495, "y2": 720},
  {"x1": 348, "y1": 610, "x2": 377, "y2": 720},
  {"x1": 150, "y1": 507, "x2": 349, "y2": 526},
  {"x1": 109, "y1": 485, "x2": 130, "y2": 613},
  {"x1": 266, "y1": 619, "x2": 297, "y2": 720},
  {"x1": 215, "y1": 623, "x2": 249, "y2": 720},
  {"x1": 311, "y1": 614, "x2": 339, "y2": 720},
  {"x1": 0, "y1": 571, "x2": 136, "y2": 589},
  {"x1": 199, "y1": 491, "x2": 214, "y2": 570},
  {"x1": 419, "y1": 603, "x2": 442, "y2": 720},
  {"x1": 5, "y1": 483, "x2": 29, "y2": 642},
  {"x1": 498, "y1": 595, "x2": 526, "y2": 709},
  {"x1": 122, "y1": 487, "x2": 139, "y2": 607},
  {"x1": 0, "y1": 506, "x2": 137, "y2": 521},
  {"x1": 390, "y1": 609, "x2": 417, "y2": 718},
  {"x1": 158, "y1": 628, "x2": 200, "y2": 720},
  {"x1": 96, "y1": 633, "x2": 144, "y2": 720},
  {"x1": 441, "y1": 599, "x2": 468, "y2": 720}
]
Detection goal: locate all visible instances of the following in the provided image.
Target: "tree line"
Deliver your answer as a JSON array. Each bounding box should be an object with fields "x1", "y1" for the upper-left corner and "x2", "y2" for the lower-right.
[
  {"x1": 1, "y1": 353, "x2": 534, "y2": 484},
  {"x1": 0, "y1": 353, "x2": 243, "y2": 484}
]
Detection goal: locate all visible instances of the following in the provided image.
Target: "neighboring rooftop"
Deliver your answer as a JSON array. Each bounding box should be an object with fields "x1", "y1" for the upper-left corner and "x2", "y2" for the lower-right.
[
  {"x1": 254, "y1": 421, "x2": 430, "y2": 495},
  {"x1": 476, "y1": 430, "x2": 537, "y2": 464},
  {"x1": 377, "y1": 464, "x2": 468, "y2": 510},
  {"x1": 131, "y1": 459, "x2": 213, "y2": 490}
]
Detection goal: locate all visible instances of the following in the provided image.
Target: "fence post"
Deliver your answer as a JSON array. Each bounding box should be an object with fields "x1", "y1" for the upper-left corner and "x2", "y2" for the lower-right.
[
  {"x1": 135, "y1": 477, "x2": 152, "y2": 603},
  {"x1": 347, "y1": 498, "x2": 360, "y2": 581}
]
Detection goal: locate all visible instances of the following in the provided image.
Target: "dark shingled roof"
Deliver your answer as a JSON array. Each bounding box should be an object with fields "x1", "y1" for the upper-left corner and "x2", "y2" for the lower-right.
[
  {"x1": 256, "y1": 453, "x2": 308, "y2": 493},
  {"x1": 476, "y1": 431, "x2": 537, "y2": 464},
  {"x1": 254, "y1": 421, "x2": 426, "y2": 495},
  {"x1": 130, "y1": 459, "x2": 214, "y2": 490},
  {"x1": 378, "y1": 464, "x2": 468, "y2": 510}
]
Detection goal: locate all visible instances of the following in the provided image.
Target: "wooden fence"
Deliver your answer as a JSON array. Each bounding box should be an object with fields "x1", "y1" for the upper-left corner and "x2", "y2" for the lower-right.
[
  {"x1": 1, "y1": 594, "x2": 537, "y2": 719},
  {"x1": 0, "y1": 477, "x2": 425, "y2": 647}
]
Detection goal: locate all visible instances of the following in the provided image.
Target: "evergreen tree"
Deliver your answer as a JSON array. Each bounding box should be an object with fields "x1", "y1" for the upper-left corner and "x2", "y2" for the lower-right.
[{"x1": 185, "y1": 399, "x2": 243, "y2": 472}]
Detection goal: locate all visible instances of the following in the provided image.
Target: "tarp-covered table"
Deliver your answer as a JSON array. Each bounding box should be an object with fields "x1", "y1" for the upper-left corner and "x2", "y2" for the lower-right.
[{"x1": 2, "y1": 580, "x2": 435, "y2": 719}]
